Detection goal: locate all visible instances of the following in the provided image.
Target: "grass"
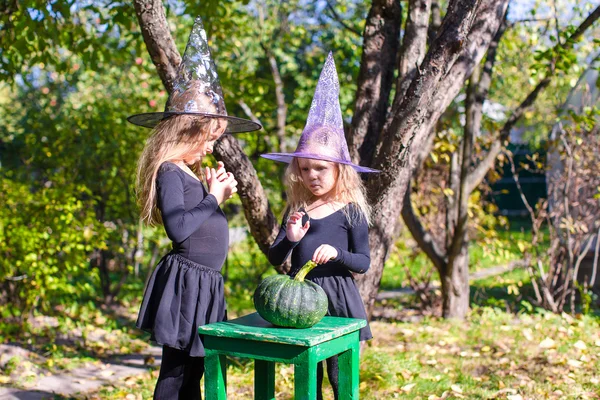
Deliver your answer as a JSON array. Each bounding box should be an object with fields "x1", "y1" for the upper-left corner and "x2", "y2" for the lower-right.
[
  {"x1": 87, "y1": 303, "x2": 600, "y2": 399},
  {"x1": 379, "y1": 223, "x2": 534, "y2": 291},
  {"x1": 4, "y1": 222, "x2": 599, "y2": 399}
]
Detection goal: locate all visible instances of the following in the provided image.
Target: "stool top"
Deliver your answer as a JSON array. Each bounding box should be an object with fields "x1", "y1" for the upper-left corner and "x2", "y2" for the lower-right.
[{"x1": 198, "y1": 312, "x2": 366, "y2": 346}]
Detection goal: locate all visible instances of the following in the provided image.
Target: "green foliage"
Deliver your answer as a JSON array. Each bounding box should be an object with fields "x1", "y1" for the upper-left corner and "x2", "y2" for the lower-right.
[
  {"x1": 489, "y1": 2, "x2": 598, "y2": 146},
  {"x1": 0, "y1": 178, "x2": 107, "y2": 316}
]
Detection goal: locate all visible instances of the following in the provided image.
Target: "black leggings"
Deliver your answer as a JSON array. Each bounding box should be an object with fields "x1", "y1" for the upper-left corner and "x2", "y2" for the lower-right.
[
  {"x1": 317, "y1": 355, "x2": 339, "y2": 400},
  {"x1": 154, "y1": 346, "x2": 205, "y2": 400}
]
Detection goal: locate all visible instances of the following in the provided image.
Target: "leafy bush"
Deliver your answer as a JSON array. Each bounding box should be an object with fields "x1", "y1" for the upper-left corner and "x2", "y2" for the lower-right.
[{"x1": 0, "y1": 177, "x2": 107, "y2": 318}]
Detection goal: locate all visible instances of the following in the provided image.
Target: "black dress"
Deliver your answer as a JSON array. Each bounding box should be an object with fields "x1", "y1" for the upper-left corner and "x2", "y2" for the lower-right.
[
  {"x1": 137, "y1": 162, "x2": 228, "y2": 357},
  {"x1": 268, "y1": 204, "x2": 372, "y2": 341}
]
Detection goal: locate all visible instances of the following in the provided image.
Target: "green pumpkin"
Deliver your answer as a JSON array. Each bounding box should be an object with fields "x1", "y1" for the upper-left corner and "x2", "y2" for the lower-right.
[{"x1": 254, "y1": 260, "x2": 328, "y2": 328}]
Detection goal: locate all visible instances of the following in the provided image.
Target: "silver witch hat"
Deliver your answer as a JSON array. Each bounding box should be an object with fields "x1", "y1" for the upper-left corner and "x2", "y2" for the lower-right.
[{"x1": 128, "y1": 16, "x2": 261, "y2": 133}]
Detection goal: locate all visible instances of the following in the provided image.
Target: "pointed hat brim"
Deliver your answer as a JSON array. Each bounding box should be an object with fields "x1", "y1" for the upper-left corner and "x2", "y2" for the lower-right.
[
  {"x1": 127, "y1": 111, "x2": 262, "y2": 132},
  {"x1": 260, "y1": 152, "x2": 380, "y2": 173}
]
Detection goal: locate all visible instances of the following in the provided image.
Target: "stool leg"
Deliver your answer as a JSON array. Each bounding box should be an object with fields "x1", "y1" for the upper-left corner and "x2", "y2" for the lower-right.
[
  {"x1": 204, "y1": 350, "x2": 227, "y2": 400},
  {"x1": 254, "y1": 360, "x2": 275, "y2": 400},
  {"x1": 338, "y1": 339, "x2": 359, "y2": 399},
  {"x1": 295, "y1": 356, "x2": 318, "y2": 400}
]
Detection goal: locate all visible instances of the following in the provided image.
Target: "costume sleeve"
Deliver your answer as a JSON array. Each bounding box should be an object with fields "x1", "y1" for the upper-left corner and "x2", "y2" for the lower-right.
[
  {"x1": 157, "y1": 168, "x2": 219, "y2": 244},
  {"x1": 332, "y1": 215, "x2": 371, "y2": 274},
  {"x1": 267, "y1": 217, "x2": 299, "y2": 266}
]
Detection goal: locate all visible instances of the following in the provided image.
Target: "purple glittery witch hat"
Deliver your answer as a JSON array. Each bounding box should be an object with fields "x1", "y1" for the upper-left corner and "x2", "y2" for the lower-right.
[
  {"x1": 261, "y1": 52, "x2": 378, "y2": 173},
  {"x1": 128, "y1": 16, "x2": 261, "y2": 133}
]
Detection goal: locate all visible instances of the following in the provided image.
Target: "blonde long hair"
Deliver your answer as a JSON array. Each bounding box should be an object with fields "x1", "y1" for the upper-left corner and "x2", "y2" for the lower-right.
[
  {"x1": 136, "y1": 114, "x2": 220, "y2": 226},
  {"x1": 285, "y1": 159, "x2": 372, "y2": 226}
]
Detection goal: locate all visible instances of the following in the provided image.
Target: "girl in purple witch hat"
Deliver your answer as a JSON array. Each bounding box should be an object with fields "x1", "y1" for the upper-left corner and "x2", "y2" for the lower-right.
[
  {"x1": 131, "y1": 17, "x2": 260, "y2": 399},
  {"x1": 262, "y1": 52, "x2": 377, "y2": 399}
]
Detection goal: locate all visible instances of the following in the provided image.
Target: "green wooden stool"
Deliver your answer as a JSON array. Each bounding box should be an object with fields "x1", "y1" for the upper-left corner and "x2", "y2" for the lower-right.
[{"x1": 198, "y1": 312, "x2": 366, "y2": 400}]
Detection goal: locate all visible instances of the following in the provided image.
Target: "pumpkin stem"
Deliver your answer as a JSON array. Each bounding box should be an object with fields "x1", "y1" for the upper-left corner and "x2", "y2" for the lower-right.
[{"x1": 294, "y1": 260, "x2": 318, "y2": 282}]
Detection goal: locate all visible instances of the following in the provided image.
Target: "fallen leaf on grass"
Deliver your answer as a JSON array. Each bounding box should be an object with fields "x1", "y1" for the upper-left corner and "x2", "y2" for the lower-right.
[
  {"x1": 522, "y1": 328, "x2": 533, "y2": 341},
  {"x1": 507, "y1": 395, "x2": 523, "y2": 400},
  {"x1": 539, "y1": 337, "x2": 557, "y2": 349},
  {"x1": 580, "y1": 354, "x2": 591, "y2": 362},
  {"x1": 125, "y1": 377, "x2": 137, "y2": 387},
  {"x1": 428, "y1": 391, "x2": 449, "y2": 400},
  {"x1": 397, "y1": 369, "x2": 413, "y2": 380},
  {"x1": 567, "y1": 359, "x2": 583, "y2": 368},
  {"x1": 573, "y1": 340, "x2": 587, "y2": 351},
  {"x1": 450, "y1": 384, "x2": 463, "y2": 394},
  {"x1": 495, "y1": 388, "x2": 517, "y2": 396},
  {"x1": 400, "y1": 383, "x2": 416, "y2": 393}
]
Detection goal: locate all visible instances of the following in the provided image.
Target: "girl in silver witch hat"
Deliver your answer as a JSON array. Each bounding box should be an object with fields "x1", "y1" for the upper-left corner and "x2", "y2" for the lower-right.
[
  {"x1": 130, "y1": 16, "x2": 260, "y2": 400},
  {"x1": 263, "y1": 52, "x2": 377, "y2": 399}
]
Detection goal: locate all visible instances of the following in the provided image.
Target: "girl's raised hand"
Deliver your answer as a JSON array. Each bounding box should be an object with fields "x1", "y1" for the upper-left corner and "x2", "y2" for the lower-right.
[
  {"x1": 207, "y1": 167, "x2": 237, "y2": 204},
  {"x1": 286, "y1": 211, "x2": 310, "y2": 242},
  {"x1": 312, "y1": 244, "x2": 338, "y2": 264},
  {"x1": 206, "y1": 161, "x2": 227, "y2": 186}
]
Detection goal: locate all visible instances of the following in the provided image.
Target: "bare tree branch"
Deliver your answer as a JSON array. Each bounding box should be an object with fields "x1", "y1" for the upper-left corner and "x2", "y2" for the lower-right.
[
  {"x1": 427, "y1": 0, "x2": 442, "y2": 45},
  {"x1": 508, "y1": 17, "x2": 552, "y2": 27},
  {"x1": 236, "y1": 99, "x2": 262, "y2": 125},
  {"x1": 447, "y1": 67, "x2": 479, "y2": 269},
  {"x1": 408, "y1": 0, "x2": 509, "y2": 175},
  {"x1": 325, "y1": 0, "x2": 362, "y2": 37},
  {"x1": 370, "y1": 0, "x2": 480, "y2": 194},
  {"x1": 348, "y1": 0, "x2": 402, "y2": 166},
  {"x1": 357, "y1": 0, "x2": 484, "y2": 317},
  {"x1": 261, "y1": 44, "x2": 288, "y2": 152},
  {"x1": 132, "y1": 0, "x2": 182, "y2": 93},
  {"x1": 396, "y1": 0, "x2": 432, "y2": 101},
  {"x1": 401, "y1": 183, "x2": 447, "y2": 272},
  {"x1": 466, "y1": 4, "x2": 600, "y2": 194}
]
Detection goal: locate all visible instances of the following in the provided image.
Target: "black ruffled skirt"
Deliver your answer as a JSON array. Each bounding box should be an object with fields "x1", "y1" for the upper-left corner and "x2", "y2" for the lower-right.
[
  {"x1": 136, "y1": 253, "x2": 227, "y2": 357},
  {"x1": 308, "y1": 272, "x2": 372, "y2": 342}
]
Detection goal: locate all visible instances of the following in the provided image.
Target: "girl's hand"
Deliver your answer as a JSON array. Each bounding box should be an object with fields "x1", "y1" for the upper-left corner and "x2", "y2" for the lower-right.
[
  {"x1": 286, "y1": 211, "x2": 310, "y2": 242},
  {"x1": 207, "y1": 167, "x2": 237, "y2": 204},
  {"x1": 312, "y1": 244, "x2": 338, "y2": 264},
  {"x1": 206, "y1": 161, "x2": 227, "y2": 186}
]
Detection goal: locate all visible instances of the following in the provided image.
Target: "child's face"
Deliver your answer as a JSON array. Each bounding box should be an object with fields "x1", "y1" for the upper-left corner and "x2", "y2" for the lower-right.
[
  {"x1": 297, "y1": 158, "x2": 338, "y2": 198},
  {"x1": 183, "y1": 121, "x2": 227, "y2": 164}
]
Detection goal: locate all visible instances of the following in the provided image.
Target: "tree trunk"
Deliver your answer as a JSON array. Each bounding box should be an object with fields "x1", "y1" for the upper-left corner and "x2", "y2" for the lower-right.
[
  {"x1": 213, "y1": 135, "x2": 285, "y2": 272},
  {"x1": 441, "y1": 239, "x2": 470, "y2": 318},
  {"x1": 356, "y1": 0, "x2": 484, "y2": 318},
  {"x1": 348, "y1": 0, "x2": 401, "y2": 165}
]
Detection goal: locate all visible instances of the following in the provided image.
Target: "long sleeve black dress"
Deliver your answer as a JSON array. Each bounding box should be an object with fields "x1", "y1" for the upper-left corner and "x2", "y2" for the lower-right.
[
  {"x1": 137, "y1": 162, "x2": 228, "y2": 357},
  {"x1": 268, "y1": 203, "x2": 372, "y2": 341}
]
